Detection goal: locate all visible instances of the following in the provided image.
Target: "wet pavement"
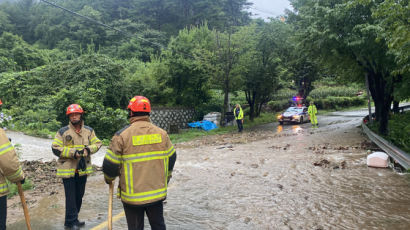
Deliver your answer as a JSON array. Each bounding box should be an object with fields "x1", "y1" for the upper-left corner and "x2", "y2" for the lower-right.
[{"x1": 6, "y1": 109, "x2": 410, "y2": 230}]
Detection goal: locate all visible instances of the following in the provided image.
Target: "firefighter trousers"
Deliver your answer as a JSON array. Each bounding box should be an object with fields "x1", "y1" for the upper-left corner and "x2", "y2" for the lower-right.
[
  {"x1": 62, "y1": 174, "x2": 87, "y2": 227},
  {"x1": 123, "y1": 201, "x2": 166, "y2": 230},
  {"x1": 0, "y1": 195, "x2": 6, "y2": 230}
]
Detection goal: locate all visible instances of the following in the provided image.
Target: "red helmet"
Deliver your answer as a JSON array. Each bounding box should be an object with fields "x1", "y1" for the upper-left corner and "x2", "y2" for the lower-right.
[
  {"x1": 66, "y1": 104, "x2": 84, "y2": 115},
  {"x1": 127, "y1": 96, "x2": 151, "y2": 113}
]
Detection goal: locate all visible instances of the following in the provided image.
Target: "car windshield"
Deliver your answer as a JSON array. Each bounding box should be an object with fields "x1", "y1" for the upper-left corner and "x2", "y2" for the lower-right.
[{"x1": 285, "y1": 107, "x2": 303, "y2": 113}]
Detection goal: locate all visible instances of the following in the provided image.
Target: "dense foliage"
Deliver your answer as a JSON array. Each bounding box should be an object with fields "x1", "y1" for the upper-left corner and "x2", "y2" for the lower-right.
[
  {"x1": 369, "y1": 112, "x2": 410, "y2": 154},
  {"x1": 0, "y1": 54, "x2": 130, "y2": 138},
  {"x1": 289, "y1": 0, "x2": 409, "y2": 134},
  {"x1": 0, "y1": 0, "x2": 408, "y2": 139}
]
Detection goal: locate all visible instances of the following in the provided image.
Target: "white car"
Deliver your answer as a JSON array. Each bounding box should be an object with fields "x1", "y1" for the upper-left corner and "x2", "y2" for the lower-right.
[{"x1": 277, "y1": 106, "x2": 310, "y2": 125}]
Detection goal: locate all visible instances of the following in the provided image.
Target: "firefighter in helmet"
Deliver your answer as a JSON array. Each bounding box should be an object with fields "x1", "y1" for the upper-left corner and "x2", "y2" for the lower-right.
[
  {"x1": 51, "y1": 104, "x2": 102, "y2": 229},
  {"x1": 103, "y1": 96, "x2": 177, "y2": 230}
]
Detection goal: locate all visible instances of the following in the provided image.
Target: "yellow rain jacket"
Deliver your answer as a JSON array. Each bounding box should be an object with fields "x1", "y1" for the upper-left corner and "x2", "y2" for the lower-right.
[
  {"x1": 0, "y1": 129, "x2": 24, "y2": 197},
  {"x1": 308, "y1": 104, "x2": 318, "y2": 125},
  {"x1": 233, "y1": 106, "x2": 244, "y2": 120},
  {"x1": 52, "y1": 121, "x2": 102, "y2": 178}
]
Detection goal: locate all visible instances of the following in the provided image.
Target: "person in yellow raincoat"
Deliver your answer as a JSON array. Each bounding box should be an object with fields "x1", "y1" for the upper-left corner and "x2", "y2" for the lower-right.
[
  {"x1": 308, "y1": 101, "x2": 318, "y2": 127},
  {"x1": 233, "y1": 104, "x2": 244, "y2": 132}
]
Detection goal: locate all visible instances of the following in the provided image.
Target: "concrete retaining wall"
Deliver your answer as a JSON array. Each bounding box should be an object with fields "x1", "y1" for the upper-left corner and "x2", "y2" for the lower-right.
[{"x1": 150, "y1": 107, "x2": 195, "y2": 133}]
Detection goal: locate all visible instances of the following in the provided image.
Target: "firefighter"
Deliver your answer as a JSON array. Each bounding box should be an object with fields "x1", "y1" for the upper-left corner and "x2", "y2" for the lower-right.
[
  {"x1": 233, "y1": 104, "x2": 244, "y2": 132},
  {"x1": 308, "y1": 101, "x2": 318, "y2": 127},
  {"x1": 0, "y1": 128, "x2": 25, "y2": 230},
  {"x1": 51, "y1": 104, "x2": 102, "y2": 230},
  {"x1": 103, "y1": 96, "x2": 177, "y2": 230}
]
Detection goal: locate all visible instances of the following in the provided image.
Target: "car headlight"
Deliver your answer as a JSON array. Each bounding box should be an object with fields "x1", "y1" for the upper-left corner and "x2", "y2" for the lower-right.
[{"x1": 277, "y1": 115, "x2": 282, "y2": 119}]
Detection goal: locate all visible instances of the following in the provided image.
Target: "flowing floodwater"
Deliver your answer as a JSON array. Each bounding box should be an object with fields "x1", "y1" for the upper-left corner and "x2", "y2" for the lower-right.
[{"x1": 6, "y1": 109, "x2": 410, "y2": 230}]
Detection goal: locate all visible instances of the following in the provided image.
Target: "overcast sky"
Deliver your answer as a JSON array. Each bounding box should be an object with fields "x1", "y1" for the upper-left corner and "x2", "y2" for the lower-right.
[{"x1": 248, "y1": 0, "x2": 292, "y2": 19}]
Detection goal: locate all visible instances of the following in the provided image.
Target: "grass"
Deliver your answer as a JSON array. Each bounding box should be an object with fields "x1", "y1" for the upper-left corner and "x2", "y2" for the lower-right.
[
  {"x1": 169, "y1": 112, "x2": 276, "y2": 143},
  {"x1": 6, "y1": 179, "x2": 33, "y2": 198}
]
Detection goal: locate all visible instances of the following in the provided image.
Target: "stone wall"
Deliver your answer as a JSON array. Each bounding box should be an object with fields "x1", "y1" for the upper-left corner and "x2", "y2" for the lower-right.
[{"x1": 150, "y1": 107, "x2": 195, "y2": 133}]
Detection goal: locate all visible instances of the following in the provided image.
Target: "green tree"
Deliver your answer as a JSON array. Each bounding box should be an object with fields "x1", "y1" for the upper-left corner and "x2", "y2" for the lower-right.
[
  {"x1": 162, "y1": 25, "x2": 216, "y2": 109},
  {"x1": 0, "y1": 53, "x2": 130, "y2": 138},
  {"x1": 0, "y1": 32, "x2": 46, "y2": 72},
  {"x1": 233, "y1": 22, "x2": 284, "y2": 120},
  {"x1": 372, "y1": 0, "x2": 410, "y2": 102},
  {"x1": 289, "y1": 0, "x2": 401, "y2": 135}
]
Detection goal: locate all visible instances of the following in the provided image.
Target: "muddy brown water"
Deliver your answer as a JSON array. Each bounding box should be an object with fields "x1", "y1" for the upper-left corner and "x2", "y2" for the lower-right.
[{"x1": 6, "y1": 110, "x2": 410, "y2": 229}]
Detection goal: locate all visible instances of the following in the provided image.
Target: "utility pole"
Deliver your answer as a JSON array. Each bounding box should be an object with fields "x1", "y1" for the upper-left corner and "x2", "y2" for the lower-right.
[{"x1": 365, "y1": 73, "x2": 372, "y2": 124}]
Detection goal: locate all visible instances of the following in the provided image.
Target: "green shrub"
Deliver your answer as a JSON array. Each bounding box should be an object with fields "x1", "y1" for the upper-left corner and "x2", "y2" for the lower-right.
[
  {"x1": 0, "y1": 54, "x2": 131, "y2": 139},
  {"x1": 368, "y1": 112, "x2": 410, "y2": 154},
  {"x1": 267, "y1": 100, "x2": 290, "y2": 112},
  {"x1": 272, "y1": 88, "x2": 298, "y2": 101},
  {"x1": 7, "y1": 179, "x2": 33, "y2": 198},
  {"x1": 311, "y1": 96, "x2": 366, "y2": 110},
  {"x1": 309, "y1": 86, "x2": 361, "y2": 98}
]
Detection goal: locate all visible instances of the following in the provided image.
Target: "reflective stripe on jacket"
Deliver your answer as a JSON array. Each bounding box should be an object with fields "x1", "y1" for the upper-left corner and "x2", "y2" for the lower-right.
[
  {"x1": 51, "y1": 121, "x2": 102, "y2": 178},
  {"x1": 103, "y1": 116, "x2": 176, "y2": 206},
  {"x1": 234, "y1": 106, "x2": 244, "y2": 120},
  {"x1": 0, "y1": 129, "x2": 24, "y2": 197}
]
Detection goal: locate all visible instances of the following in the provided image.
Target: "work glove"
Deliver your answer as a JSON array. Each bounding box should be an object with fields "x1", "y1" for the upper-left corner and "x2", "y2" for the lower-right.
[
  {"x1": 78, "y1": 157, "x2": 87, "y2": 171},
  {"x1": 84, "y1": 146, "x2": 91, "y2": 156},
  {"x1": 74, "y1": 149, "x2": 84, "y2": 159}
]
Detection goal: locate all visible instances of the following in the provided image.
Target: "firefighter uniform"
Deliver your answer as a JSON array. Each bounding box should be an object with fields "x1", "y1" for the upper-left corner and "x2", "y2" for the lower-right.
[
  {"x1": 103, "y1": 96, "x2": 176, "y2": 230},
  {"x1": 0, "y1": 128, "x2": 24, "y2": 230},
  {"x1": 52, "y1": 104, "x2": 102, "y2": 229},
  {"x1": 308, "y1": 102, "x2": 318, "y2": 127}
]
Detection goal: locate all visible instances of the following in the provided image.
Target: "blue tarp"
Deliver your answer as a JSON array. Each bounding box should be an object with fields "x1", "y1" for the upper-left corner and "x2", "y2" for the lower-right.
[{"x1": 188, "y1": 120, "x2": 218, "y2": 131}]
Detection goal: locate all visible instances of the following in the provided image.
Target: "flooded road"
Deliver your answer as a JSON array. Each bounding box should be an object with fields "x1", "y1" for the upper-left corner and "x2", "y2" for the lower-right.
[{"x1": 6, "y1": 109, "x2": 410, "y2": 230}]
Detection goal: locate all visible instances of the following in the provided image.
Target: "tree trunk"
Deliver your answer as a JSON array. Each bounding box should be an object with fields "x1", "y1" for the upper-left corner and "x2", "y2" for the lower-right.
[
  {"x1": 245, "y1": 90, "x2": 256, "y2": 121},
  {"x1": 367, "y1": 71, "x2": 393, "y2": 135},
  {"x1": 223, "y1": 76, "x2": 230, "y2": 122},
  {"x1": 392, "y1": 101, "x2": 399, "y2": 114}
]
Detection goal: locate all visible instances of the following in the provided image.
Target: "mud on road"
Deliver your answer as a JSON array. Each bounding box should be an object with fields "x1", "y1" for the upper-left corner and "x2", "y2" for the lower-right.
[{"x1": 6, "y1": 113, "x2": 410, "y2": 230}]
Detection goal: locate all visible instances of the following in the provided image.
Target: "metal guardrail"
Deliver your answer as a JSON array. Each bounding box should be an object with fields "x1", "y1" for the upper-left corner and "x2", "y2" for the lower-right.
[{"x1": 362, "y1": 123, "x2": 410, "y2": 170}]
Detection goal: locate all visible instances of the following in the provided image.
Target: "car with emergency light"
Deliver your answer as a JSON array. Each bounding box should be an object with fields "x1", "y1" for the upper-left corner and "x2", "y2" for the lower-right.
[{"x1": 277, "y1": 106, "x2": 310, "y2": 125}]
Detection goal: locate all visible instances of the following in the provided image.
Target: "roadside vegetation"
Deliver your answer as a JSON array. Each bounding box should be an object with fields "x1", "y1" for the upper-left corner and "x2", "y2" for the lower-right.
[
  {"x1": 368, "y1": 112, "x2": 410, "y2": 154},
  {"x1": 0, "y1": 0, "x2": 408, "y2": 141},
  {"x1": 5, "y1": 143, "x2": 33, "y2": 197},
  {"x1": 170, "y1": 113, "x2": 275, "y2": 143},
  {"x1": 6, "y1": 179, "x2": 33, "y2": 198}
]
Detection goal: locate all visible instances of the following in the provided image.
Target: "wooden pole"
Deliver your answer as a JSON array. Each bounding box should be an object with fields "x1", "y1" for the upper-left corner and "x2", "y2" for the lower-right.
[
  {"x1": 108, "y1": 183, "x2": 114, "y2": 230},
  {"x1": 17, "y1": 182, "x2": 32, "y2": 230}
]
